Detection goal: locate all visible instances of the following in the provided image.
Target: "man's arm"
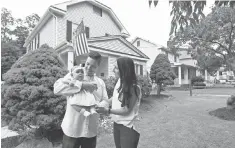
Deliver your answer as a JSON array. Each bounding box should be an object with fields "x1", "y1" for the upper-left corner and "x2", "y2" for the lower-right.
[
  {"x1": 53, "y1": 74, "x2": 82, "y2": 96},
  {"x1": 97, "y1": 79, "x2": 111, "y2": 107}
]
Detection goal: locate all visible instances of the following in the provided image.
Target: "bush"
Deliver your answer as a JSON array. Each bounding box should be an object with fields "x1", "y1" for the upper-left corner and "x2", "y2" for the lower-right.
[
  {"x1": 193, "y1": 82, "x2": 206, "y2": 86},
  {"x1": 102, "y1": 76, "x2": 118, "y2": 98},
  {"x1": 1, "y1": 44, "x2": 68, "y2": 133},
  {"x1": 191, "y1": 76, "x2": 205, "y2": 85},
  {"x1": 150, "y1": 54, "x2": 176, "y2": 95},
  {"x1": 102, "y1": 75, "x2": 152, "y2": 99},
  {"x1": 137, "y1": 75, "x2": 152, "y2": 98}
]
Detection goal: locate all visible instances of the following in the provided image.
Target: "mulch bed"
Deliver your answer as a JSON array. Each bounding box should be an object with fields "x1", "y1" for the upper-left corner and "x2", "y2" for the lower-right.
[{"x1": 209, "y1": 107, "x2": 235, "y2": 121}]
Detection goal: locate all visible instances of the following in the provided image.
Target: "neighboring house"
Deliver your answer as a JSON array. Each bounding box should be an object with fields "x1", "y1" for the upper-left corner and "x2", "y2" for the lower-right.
[
  {"x1": 23, "y1": 0, "x2": 149, "y2": 78},
  {"x1": 132, "y1": 37, "x2": 198, "y2": 85}
]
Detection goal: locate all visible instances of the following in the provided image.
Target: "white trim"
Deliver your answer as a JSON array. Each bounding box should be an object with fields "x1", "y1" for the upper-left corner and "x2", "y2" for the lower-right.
[{"x1": 89, "y1": 47, "x2": 148, "y2": 61}]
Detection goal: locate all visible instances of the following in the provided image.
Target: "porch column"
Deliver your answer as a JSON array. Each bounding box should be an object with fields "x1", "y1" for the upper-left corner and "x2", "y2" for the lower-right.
[
  {"x1": 205, "y1": 69, "x2": 208, "y2": 81},
  {"x1": 178, "y1": 66, "x2": 182, "y2": 85},
  {"x1": 216, "y1": 71, "x2": 220, "y2": 80},
  {"x1": 68, "y1": 51, "x2": 74, "y2": 71}
]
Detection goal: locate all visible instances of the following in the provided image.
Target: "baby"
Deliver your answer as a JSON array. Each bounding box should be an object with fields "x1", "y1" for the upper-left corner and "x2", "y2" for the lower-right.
[{"x1": 62, "y1": 66, "x2": 98, "y2": 116}]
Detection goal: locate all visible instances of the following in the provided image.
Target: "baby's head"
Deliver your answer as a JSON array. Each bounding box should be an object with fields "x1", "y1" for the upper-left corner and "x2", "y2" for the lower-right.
[{"x1": 71, "y1": 66, "x2": 84, "y2": 81}]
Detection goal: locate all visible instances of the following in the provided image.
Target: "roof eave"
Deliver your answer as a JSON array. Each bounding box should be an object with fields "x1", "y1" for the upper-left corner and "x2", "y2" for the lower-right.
[{"x1": 23, "y1": 7, "x2": 66, "y2": 48}]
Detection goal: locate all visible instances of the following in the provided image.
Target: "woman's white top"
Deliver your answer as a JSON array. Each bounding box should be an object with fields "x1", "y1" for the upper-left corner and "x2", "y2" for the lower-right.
[{"x1": 111, "y1": 79, "x2": 142, "y2": 129}]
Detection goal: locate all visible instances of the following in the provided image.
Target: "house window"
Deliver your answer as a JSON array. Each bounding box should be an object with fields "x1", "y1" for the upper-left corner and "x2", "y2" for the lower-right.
[
  {"x1": 174, "y1": 55, "x2": 177, "y2": 62},
  {"x1": 101, "y1": 73, "x2": 104, "y2": 77},
  {"x1": 140, "y1": 65, "x2": 143, "y2": 76},
  {"x1": 93, "y1": 5, "x2": 102, "y2": 17},
  {"x1": 181, "y1": 67, "x2": 184, "y2": 79},
  {"x1": 135, "y1": 64, "x2": 139, "y2": 74},
  {"x1": 85, "y1": 27, "x2": 90, "y2": 38},
  {"x1": 66, "y1": 20, "x2": 72, "y2": 42},
  {"x1": 137, "y1": 40, "x2": 140, "y2": 47}
]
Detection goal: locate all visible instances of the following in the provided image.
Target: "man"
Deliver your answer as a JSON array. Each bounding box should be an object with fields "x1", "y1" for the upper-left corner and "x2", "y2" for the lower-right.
[{"x1": 54, "y1": 51, "x2": 109, "y2": 148}]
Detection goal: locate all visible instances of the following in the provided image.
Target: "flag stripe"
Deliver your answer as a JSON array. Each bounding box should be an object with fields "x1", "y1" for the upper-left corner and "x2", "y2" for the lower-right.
[{"x1": 72, "y1": 20, "x2": 89, "y2": 56}]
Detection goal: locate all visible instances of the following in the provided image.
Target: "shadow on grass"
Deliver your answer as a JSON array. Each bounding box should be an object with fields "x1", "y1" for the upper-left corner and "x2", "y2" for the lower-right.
[
  {"x1": 140, "y1": 94, "x2": 172, "y2": 112},
  {"x1": 209, "y1": 107, "x2": 235, "y2": 121}
]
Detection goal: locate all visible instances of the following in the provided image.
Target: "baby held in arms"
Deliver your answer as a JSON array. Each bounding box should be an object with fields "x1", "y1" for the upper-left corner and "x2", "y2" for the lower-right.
[{"x1": 62, "y1": 66, "x2": 98, "y2": 116}]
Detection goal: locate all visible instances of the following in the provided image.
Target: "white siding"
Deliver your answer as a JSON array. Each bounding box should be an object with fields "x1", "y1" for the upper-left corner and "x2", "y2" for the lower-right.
[
  {"x1": 57, "y1": 2, "x2": 122, "y2": 44},
  {"x1": 39, "y1": 16, "x2": 55, "y2": 48},
  {"x1": 133, "y1": 39, "x2": 162, "y2": 72},
  {"x1": 108, "y1": 56, "x2": 117, "y2": 77}
]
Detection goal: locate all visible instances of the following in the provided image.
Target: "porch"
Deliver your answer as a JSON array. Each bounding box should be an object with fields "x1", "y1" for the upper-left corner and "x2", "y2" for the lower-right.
[{"x1": 172, "y1": 64, "x2": 197, "y2": 85}]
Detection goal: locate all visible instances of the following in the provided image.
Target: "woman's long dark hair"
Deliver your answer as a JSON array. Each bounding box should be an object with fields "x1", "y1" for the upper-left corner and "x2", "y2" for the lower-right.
[{"x1": 117, "y1": 57, "x2": 138, "y2": 108}]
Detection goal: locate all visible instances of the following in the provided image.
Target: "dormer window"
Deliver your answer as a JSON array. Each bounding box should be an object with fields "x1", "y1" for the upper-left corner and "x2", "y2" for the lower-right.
[
  {"x1": 137, "y1": 40, "x2": 140, "y2": 47},
  {"x1": 93, "y1": 5, "x2": 102, "y2": 17}
]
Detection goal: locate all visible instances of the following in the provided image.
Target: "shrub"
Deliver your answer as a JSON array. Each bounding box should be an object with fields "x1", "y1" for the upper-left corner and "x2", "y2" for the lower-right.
[
  {"x1": 102, "y1": 76, "x2": 118, "y2": 98},
  {"x1": 193, "y1": 82, "x2": 206, "y2": 86},
  {"x1": 1, "y1": 44, "x2": 68, "y2": 132},
  {"x1": 102, "y1": 75, "x2": 152, "y2": 99},
  {"x1": 137, "y1": 75, "x2": 152, "y2": 98},
  {"x1": 150, "y1": 54, "x2": 176, "y2": 95},
  {"x1": 191, "y1": 76, "x2": 205, "y2": 85}
]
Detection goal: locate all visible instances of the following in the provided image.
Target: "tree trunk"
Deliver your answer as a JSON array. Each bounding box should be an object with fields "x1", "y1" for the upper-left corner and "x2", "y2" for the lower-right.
[{"x1": 157, "y1": 83, "x2": 161, "y2": 95}]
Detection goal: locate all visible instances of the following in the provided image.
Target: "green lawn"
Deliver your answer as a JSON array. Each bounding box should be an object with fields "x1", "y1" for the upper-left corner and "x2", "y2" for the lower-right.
[{"x1": 97, "y1": 89, "x2": 235, "y2": 148}]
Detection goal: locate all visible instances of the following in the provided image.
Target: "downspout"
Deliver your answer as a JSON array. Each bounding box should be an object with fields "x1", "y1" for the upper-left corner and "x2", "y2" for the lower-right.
[{"x1": 48, "y1": 8, "x2": 57, "y2": 48}]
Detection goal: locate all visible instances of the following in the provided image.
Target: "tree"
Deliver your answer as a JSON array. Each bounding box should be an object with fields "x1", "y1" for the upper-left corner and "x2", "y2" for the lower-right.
[
  {"x1": 1, "y1": 44, "x2": 68, "y2": 132},
  {"x1": 196, "y1": 55, "x2": 223, "y2": 75},
  {"x1": 1, "y1": 7, "x2": 14, "y2": 43},
  {"x1": 149, "y1": 0, "x2": 235, "y2": 35},
  {"x1": 150, "y1": 54, "x2": 176, "y2": 95},
  {"x1": 1, "y1": 41, "x2": 24, "y2": 78},
  {"x1": 169, "y1": 7, "x2": 235, "y2": 74},
  {"x1": 25, "y1": 13, "x2": 40, "y2": 32},
  {"x1": 12, "y1": 19, "x2": 30, "y2": 48}
]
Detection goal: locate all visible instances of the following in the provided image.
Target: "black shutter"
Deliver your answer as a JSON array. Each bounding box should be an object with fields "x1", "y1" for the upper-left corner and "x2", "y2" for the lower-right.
[
  {"x1": 66, "y1": 20, "x2": 72, "y2": 42},
  {"x1": 34, "y1": 38, "x2": 37, "y2": 49},
  {"x1": 85, "y1": 27, "x2": 90, "y2": 38},
  {"x1": 140, "y1": 65, "x2": 143, "y2": 76},
  {"x1": 37, "y1": 33, "x2": 40, "y2": 48}
]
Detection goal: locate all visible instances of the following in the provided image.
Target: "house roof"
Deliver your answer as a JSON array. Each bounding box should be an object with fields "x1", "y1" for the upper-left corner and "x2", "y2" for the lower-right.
[
  {"x1": 131, "y1": 37, "x2": 180, "y2": 56},
  {"x1": 55, "y1": 35, "x2": 149, "y2": 60},
  {"x1": 131, "y1": 37, "x2": 163, "y2": 47},
  {"x1": 24, "y1": 0, "x2": 130, "y2": 47}
]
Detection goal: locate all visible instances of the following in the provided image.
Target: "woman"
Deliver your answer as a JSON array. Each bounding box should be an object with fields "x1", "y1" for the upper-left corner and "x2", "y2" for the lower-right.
[{"x1": 96, "y1": 57, "x2": 142, "y2": 148}]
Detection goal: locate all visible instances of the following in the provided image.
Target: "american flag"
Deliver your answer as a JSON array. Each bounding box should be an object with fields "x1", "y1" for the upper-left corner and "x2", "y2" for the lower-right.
[{"x1": 73, "y1": 20, "x2": 89, "y2": 56}]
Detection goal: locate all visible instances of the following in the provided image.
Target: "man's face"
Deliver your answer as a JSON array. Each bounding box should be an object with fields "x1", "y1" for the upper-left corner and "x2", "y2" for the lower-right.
[{"x1": 85, "y1": 57, "x2": 99, "y2": 76}]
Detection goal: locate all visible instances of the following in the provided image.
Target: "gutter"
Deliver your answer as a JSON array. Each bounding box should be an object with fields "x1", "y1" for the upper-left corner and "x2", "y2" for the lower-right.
[
  {"x1": 48, "y1": 8, "x2": 58, "y2": 47},
  {"x1": 23, "y1": 9, "x2": 52, "y2": 47}
]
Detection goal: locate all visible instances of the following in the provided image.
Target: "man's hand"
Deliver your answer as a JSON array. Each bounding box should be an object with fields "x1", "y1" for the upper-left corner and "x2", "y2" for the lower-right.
[
  {"x1": 95, "y1": 106, "x2": 109, "y2": 115},
  {"x1": 82, "y1": 82, "x2": 98, "y2": 92}
]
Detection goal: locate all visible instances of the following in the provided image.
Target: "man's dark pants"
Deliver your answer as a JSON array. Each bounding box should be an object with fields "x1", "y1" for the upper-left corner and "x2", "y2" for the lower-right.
[{"x1": 62, "y1": 134, "x2": 96, "y2": 148}]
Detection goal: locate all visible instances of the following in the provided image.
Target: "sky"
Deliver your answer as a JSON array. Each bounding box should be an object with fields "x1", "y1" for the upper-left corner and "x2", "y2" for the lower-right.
[{"x1": 1, "y1": 0, "x2": 215, "y2": 47}]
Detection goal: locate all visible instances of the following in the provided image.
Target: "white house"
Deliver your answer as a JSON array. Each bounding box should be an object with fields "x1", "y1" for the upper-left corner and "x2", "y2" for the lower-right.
[
  {"x1": 132, "y1": 37, "x2": 198, "y2": 85},
  {"x1": 23, "y1": 0, "x2": 149, "y2": 78}
]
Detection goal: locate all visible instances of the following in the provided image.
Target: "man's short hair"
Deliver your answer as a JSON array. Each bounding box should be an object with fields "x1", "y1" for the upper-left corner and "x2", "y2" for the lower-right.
[{"x1": 88, "y1": 51, "x2": 102, "y2": 64}]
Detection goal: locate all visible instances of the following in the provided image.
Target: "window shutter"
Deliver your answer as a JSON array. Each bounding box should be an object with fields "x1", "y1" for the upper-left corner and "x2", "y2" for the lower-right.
[
  {"x1": 37, "y1": 33, "x2": 40, "y2": 48},
  {"x1": 34, "y1": 38, "x2": 37, "y2": 49},
  {"x1": 140, "y1": 65, "x2": 143, "y2": 76},
  {"x1": 66, "y1": 20, "x2": 72, "y2": 42},
  {"x1": 85, "y1": 27, "x2": 90, "y2": 38}
]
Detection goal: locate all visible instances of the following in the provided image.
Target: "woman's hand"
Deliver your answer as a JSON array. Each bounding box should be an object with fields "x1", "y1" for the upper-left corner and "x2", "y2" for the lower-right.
[{"x1": 95, "y1": 106, "x2": 109, "y2": 115}]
